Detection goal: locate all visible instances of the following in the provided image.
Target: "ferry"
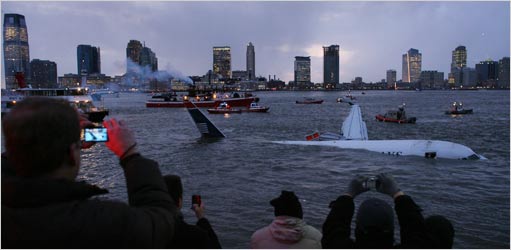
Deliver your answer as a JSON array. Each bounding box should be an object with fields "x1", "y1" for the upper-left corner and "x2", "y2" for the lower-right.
[
  {"x1": 1, "y1": 87, "x2": 109, "y2": 123},
  {"x1": 146, "y1": 92, "x2": 256, "y2": 108}
]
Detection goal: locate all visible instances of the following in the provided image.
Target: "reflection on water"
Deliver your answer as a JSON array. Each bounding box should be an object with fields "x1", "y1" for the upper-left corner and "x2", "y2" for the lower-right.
[{"x1": 74, "y1": 90, "x2": 507, "y2": 248}]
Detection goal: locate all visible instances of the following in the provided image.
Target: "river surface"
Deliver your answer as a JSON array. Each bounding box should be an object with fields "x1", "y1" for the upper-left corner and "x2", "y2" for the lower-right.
[{"x1": 74, "y1": 90, "x2": 508, "y2": 248}]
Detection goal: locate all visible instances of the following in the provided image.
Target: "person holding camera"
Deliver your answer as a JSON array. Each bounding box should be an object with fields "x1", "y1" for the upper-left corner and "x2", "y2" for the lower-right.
[
  {"x1": 2, "y1": 97, "x2": 178, "y2": 248},
  {"x1": 163, "y1": 174, "x2": 222, "y2": 248},
  {"x1": 321, "y1": 173, "x2": 435, "y2": 248},
  {"x1": 250, "y1": 190, "x2": 322, "y2": 249}
]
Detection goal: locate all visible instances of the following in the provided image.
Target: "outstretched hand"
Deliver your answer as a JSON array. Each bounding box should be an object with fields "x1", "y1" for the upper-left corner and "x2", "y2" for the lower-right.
[
  {"x1": 376, "y1": 173, "x2": 401, "y2": 198},
  {"x1": 103, "y1": 118, "x2": 138, "y2": 159},
  {"x1": 346, "y1": 175, "x2": 369, "y2": 198},
  {"x1": 192, "y1": 202, "x2": 205, "y2": 219}
]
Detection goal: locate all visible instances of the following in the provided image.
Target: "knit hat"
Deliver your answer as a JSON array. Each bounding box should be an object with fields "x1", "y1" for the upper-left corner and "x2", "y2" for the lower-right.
[
  {"x1": 425, "y1": 215, "x2": 455, "y2": 248},
  {"x1": 270, "y1": 190, "x2": 303, "y2": 219},
  {"x1": 355, "y1": 198, "x2": 395, "y2": 248}
]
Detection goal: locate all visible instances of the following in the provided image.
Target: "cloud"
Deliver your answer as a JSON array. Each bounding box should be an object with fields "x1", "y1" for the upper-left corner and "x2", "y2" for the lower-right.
[
  {"x1": 277, "y1": 44, "x2": 291, "y2": 53},
  {"x1": 304, "y1": 44, "x2": 324, "y2": 58}
]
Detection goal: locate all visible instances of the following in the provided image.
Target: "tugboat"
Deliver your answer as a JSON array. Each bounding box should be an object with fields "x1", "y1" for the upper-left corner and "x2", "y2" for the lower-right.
[
  {"x1": 245, "y1": 101, "x2": 270, "y2": 113},
  {"x1": 375, "y1": 104, "x2": 417, "y2": 124},
  {"x1": 445, "y1": 102, "x2": 473, "y2": 115},
  {"x1": 207, "y1": 102, "x2": 242, "y2": 114}
]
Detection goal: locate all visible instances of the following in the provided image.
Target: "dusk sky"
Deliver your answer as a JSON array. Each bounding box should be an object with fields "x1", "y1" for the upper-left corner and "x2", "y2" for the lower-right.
[{"x1": 1, "y1": 1, "x2": 510, "y2": 86}]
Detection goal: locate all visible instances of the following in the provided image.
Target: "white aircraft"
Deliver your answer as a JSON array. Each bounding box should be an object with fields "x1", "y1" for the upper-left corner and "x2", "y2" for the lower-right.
[{"x1": 273, "y1": 104, "x2": 485, "y2": 160}]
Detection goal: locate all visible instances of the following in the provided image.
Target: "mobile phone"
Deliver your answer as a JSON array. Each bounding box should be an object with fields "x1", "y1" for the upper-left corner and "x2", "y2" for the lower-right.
[
  {"x1": 191, "y1": 194, "x2": 201, "y2": 208},
  {"x1": 82, "y1": 127, "x2": 108, "y2": 142}
]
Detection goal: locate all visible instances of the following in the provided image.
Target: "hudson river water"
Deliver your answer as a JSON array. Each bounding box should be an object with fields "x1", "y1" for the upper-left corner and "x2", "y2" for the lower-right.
[{"x1": 76, "y1": 90, "x2": 507, "y2": 248}]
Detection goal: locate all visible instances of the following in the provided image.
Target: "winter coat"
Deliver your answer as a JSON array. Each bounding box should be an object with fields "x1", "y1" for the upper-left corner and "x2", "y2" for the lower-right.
[
  {"x1": 168, "y1": 213, "x2": 222, "y2": 248},
  {"x1": 2, "y1": 154, "x2": 178, "y2": 248},
  {"x1": 251, "y1": 216, "x2": 322, "y2": 249},
  {"x1": 321, "y1": 195, "x2": 430, "y2": 248}
]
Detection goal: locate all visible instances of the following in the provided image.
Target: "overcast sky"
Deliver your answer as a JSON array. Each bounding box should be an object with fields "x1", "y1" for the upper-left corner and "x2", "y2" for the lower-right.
[{"x1": 1, "y1": 1, "x2": 510, "y2": 86}]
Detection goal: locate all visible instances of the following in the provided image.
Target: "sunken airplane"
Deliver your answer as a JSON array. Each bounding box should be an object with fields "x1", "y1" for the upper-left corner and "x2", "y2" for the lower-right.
[{"x1": 273, "y1": 104, "x2": 485, "y2": 160}]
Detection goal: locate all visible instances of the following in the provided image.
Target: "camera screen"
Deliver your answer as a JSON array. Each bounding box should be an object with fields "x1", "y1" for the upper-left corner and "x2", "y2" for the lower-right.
[{"x1": 83, "y1": 128, "x2": 108, "y2": 142}]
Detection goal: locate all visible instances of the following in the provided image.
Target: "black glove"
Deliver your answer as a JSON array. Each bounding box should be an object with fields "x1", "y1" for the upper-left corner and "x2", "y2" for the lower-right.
[
  {"x1": 376, "y1": 173, "x2": 400, "y2": 197},
  {"x1": 346, "y1": 175, "x2": 369, "y2": 198}
]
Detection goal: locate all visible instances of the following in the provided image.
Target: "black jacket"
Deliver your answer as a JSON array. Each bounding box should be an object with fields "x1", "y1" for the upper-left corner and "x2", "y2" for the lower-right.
[
  {"x1": 2, "y1": 154, "x2": 178, "y2": 248},
  {"x1": 169, "y1": 213, "x2": 222, "y2": 248},
  {"x1": 322, "y1": 195, "x2": 429, "y2": 248}
]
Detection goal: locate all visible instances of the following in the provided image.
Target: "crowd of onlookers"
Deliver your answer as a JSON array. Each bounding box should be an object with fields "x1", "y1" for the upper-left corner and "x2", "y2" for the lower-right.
[{"x1": 1, "y1": 96, "x2": 454, "y2": 248}]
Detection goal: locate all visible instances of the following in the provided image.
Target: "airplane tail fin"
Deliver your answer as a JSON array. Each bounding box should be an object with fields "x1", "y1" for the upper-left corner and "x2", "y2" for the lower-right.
[
  {"x1": 341, "y1": 104, "x2": 368, "y2": 140},
  {"x1": 185, "y1": 101, "x2": 226, "y2": 138}
]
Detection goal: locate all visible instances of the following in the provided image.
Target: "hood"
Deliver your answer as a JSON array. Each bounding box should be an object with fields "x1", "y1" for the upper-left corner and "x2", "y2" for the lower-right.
[{"x1": 269, "y1": 216, "x2": 305, "y2": 243}]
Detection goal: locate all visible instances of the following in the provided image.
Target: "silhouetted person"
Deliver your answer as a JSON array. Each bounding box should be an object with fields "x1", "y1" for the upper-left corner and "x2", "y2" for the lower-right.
[
  {"x1": 425, "y1": 215, "x2": 455, "y2": 248},
  {"x1": 2, "y1": 97, "x2": 177, "y2": 248},
  {"x1": 322, "y1": 173, "x2": 432, "y2": 248},
  {"x1": 163, "y1": 174, "x2": 222, "y2": 248},
  {"x1": 251, "y1": 190, "x2": 322, "y2": 248}
]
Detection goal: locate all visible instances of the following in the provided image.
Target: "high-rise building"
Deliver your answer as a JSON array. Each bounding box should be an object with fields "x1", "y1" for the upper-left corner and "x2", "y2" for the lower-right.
[
  {"x1": 77, "y1": 44, "x2": 101, "y2": 75},
  {"x1": 449, "y1": 46, "x2": 467, "y2": 86},
  {"x1": 213, "y1": 46, "x2": 231, "y2": 79},
  {"x1": 451, "y1": 46, "x2": 467, "y2": 72},
  {"x1": 294, "y1": 56, "x2": 311, "y2": 87},
  {"x1": 475, "y1": 59, "x2": 499, "y2": 86},
  {"x1": 386, "y1": 69, "x2": 397, "y2": 89},
  {"x1": 462, "y1": 67, "x2": 477, "y2": 87},
  {"x1": 126, "y1": 40, "x2": 143, "y2": 72},
  {"x1": 3, "y1": 13, "x2": 31, "y2": 89},
  {"x1": 420, "y1": 70, "x2": 444, "y2": 89},
  {"x1": 246, "y1": 42, "x2": 255, "y2": 80},
  {"x1": 30, "y1": 59, "x2": 57, "y2": 88},
  {"x1": 498, "y1": 57, "x2": 510, "y2": 88},
  {"x1": 323, "y1": 45, "x2": 340, "y2": 85},
  {"x1": 140, "y1": 46, "x2": 158, "y2": 72},
  {"x1": 126, "y1": 40, "x2": 158, "y2": 73},
  {"x1": 402, "y1": 48, "x2": 422, "y2": 83}
]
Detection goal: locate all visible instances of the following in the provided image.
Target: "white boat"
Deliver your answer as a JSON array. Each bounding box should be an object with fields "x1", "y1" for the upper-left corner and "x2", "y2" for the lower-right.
[
  {"x1": 1, "y1": 87, "x2": 109, "y2": 123},
  {"x1": 273, "y1": 104, "x2": 485, "y2": 160}
]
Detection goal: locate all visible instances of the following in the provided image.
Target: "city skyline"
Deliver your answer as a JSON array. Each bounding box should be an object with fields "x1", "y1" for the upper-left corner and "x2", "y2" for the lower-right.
[{"x1": 1, "y1": 1, "x2": 509, "y2": 88}]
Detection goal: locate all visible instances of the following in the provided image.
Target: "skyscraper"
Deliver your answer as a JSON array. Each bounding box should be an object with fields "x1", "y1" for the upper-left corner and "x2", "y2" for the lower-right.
[
  {"x1": 246, "y1": 42, "x2": 255, "y2": 80},
  {"x1": 3, "y1": 13, "x2": 31, "y2": 89},
  {"x1": 77, "y1": 44, "x2": 101, "y2": 75},
  {"x1": 498, "y1": 57, "x2": 510, "y2": 88},
  {"x1": 402, "y1": 48, "x2": 422, "y2": 83},
  {"x1": 294, "y1": 56, "x2": 311, "y2": 88},
  {"x1": 449, "y1": 46, "x2": 467, "y2": 86},
  {"x1": 323, "y1": 45, "x2": 339, "y2": 85},
  {"x1": 451, "y1": 46, "x2": 467, "y2": 72},
  {"x1": 213, "y1": 46, "x2": 231, "y2": 79},
  {"x1": 126, "y1": 40, "x2": 158, "y2": 73},
  {"x1": 126, "y1": 40, "x2": 143, "y2": 73},
  {"x1": 30, "y1": 59, "x2": 57, "y2": 88},
  {"x1": 386, "y1": 69, "x2": 397, "y2": 89},
  {"x1": 475, "y1": 59, "x2": 499, "y2": 86},
  {"x1": 140, "y1": 46, "x2": 158, "y2": 72}
]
